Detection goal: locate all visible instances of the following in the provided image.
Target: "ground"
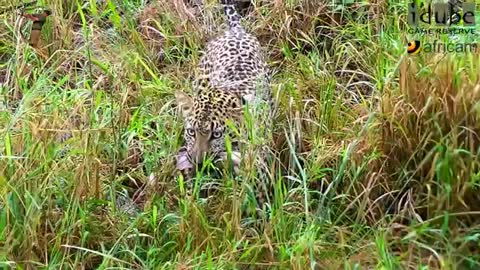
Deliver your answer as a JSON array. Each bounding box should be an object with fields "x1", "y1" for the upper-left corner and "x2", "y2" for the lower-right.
[{"x1": 0, "y1": 0, "x2": 479, "y2": 269}]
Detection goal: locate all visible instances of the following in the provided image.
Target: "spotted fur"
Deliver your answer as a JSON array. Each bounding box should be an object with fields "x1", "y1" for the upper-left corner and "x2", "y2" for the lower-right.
[{"x1": 175, "y1": 0, "x2": 271, "y2": 174}]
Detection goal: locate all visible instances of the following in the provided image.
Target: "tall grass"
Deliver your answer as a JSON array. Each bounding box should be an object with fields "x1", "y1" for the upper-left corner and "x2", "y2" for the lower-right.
[{"x1": 0, "y1": 0, "x2": 479, "y2": 269}]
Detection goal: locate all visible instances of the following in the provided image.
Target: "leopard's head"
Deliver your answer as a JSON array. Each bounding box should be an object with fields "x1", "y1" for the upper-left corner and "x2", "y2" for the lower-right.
[{"x1": 175, "y1": 85, "x2": 244, "y2": 165}]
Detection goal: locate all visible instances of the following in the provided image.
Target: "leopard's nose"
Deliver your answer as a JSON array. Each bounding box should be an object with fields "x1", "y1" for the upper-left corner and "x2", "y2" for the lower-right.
[{"x1": 193, "y1": 151, "x2": 207, "y2": 164}]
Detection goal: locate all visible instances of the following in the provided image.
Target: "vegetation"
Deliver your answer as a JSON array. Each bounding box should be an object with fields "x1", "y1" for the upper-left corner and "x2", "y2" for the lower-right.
[{"x1": 0, "y1": 0, "x2": 479, "y2": 269}]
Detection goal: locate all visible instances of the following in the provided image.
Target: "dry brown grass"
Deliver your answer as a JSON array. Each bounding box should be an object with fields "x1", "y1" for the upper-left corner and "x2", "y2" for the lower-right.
[{"x1": 1, "y1": 0, "x2": 479, "y2": 268}]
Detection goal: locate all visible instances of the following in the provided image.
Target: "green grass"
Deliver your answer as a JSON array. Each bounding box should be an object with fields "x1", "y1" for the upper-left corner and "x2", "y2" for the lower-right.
[{"x1": 1, "y1": 0, "x2": 479, "y2": 269}]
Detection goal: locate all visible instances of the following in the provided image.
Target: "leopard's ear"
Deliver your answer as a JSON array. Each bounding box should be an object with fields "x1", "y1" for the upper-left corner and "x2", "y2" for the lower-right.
[{"x1": 175, "y1": 91, "x2": 193, "y2": 118}]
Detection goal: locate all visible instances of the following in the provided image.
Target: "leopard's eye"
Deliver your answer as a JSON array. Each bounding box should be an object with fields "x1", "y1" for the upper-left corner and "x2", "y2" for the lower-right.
[
  {"x1": 212, "y1": 131, "x2": 223, "y2": 139},
  {"x1": 186, "y1": 128, "x2": 195, "y2": 136}
]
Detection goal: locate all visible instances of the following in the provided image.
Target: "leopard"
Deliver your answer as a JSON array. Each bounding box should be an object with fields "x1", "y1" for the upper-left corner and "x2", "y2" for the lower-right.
[{"x1": 175, "y1": 0, "x2": 272, "y2": 179}]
